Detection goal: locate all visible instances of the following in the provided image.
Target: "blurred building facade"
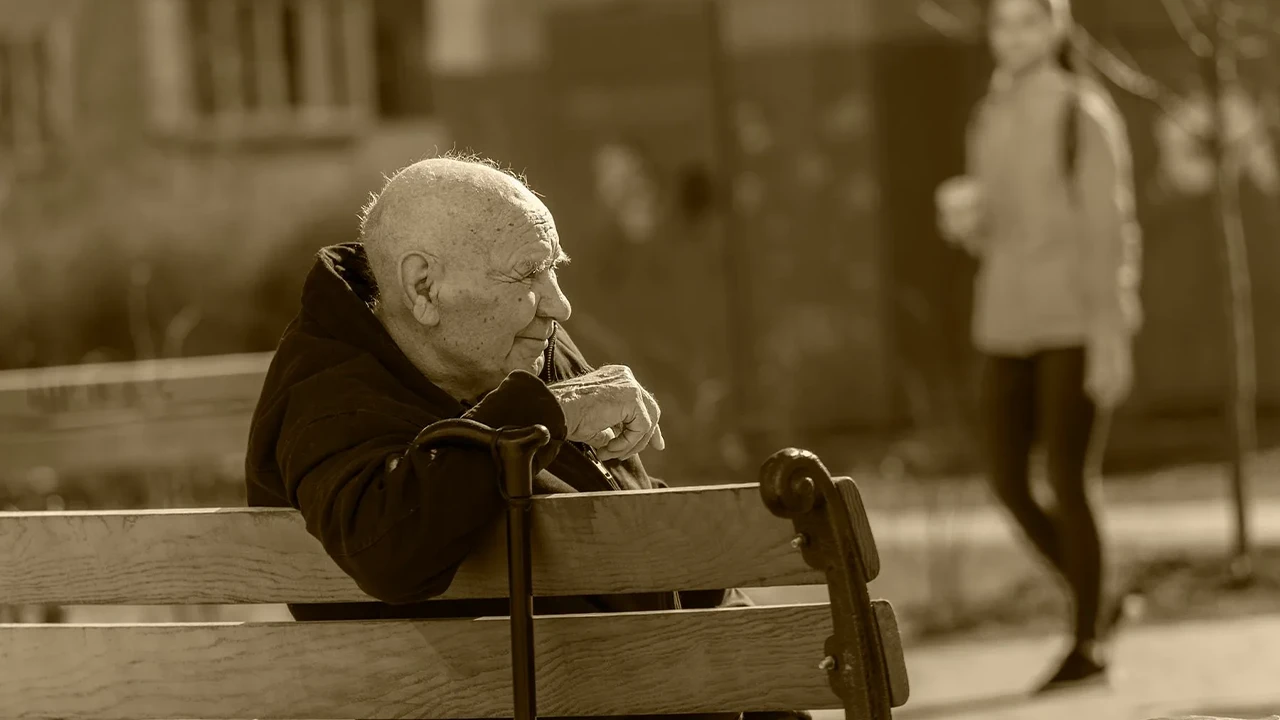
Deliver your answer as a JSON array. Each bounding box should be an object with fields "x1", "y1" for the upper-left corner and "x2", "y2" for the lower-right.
[
  {"x1": 0, "y1": 0, "x2": 446, "y2": 367},
  {"x1": 2, "y1": 0, "x2": 1279, "y2": 472},
  {"x1": 424, "y1": 0, "x2": 1280, "y2": 466}
]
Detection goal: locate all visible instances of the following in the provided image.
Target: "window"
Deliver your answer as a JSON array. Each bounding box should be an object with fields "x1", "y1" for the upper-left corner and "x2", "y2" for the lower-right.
[
  {"x1": 371, "y1": 0, "x2": 433, "y2": 118},
  {"x1": 141, "y1": 0, "x2": 377, "y2": 141},
  {"x1": 0, "y1": 19, "x2": 73, "y2": 169}
]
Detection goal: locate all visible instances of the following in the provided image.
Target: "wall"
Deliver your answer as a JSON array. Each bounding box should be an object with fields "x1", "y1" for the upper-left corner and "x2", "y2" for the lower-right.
[
  {"x1": 720, "y1": 0, "x2": 893, "y2": 440},
  {"x1": 425, "y1": 0, "x2": 897, "y2": 477},
  {"x1": 0, "y1": 0, "x2": 449, "y2": 367}
]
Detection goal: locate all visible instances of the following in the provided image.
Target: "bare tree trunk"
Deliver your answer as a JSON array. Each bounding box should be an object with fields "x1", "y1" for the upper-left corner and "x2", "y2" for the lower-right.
[{"x1": 1202, "y1": 0, "x2": 1256, "y2": 576}]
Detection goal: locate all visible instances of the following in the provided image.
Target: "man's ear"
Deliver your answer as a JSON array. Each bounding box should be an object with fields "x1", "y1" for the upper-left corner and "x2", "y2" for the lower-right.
[{"x1": 398, "y1": 251, "x2": 440, "y2": 327}]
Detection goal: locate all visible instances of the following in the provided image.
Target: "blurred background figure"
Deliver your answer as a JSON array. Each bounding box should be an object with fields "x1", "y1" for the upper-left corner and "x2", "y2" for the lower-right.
[{"x1": 936, "y1": 0, "x2": 1142, "y2": 693}]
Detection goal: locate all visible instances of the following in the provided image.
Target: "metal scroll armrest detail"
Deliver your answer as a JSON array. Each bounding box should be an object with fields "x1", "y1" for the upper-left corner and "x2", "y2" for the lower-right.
[{"x1": 759, "y1": 448, "x2": 909, "y2": 719}]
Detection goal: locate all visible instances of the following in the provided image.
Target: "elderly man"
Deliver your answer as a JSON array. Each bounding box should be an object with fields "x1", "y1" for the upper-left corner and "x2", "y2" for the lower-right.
[{"x1": 246, "y1": 157, "x2": 795, "y2": 718}]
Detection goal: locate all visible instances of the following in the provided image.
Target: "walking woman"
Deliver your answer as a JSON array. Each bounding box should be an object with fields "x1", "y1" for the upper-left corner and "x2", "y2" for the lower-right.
[{"x1": 935, "y1": 0, "x2": 1143, "y2": 693}]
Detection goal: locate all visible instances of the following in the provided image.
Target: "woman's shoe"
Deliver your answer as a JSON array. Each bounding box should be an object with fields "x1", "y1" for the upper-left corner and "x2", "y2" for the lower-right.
[
  {"x1": 1034, "y1": 646, "x2": 1109, "y2": 695},
  {"x1": 1103, "y1": 589, "x2": 1147, "y2": 641}
]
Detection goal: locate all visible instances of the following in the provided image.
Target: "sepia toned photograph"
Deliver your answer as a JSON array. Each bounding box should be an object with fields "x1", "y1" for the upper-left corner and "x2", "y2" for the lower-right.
[{"x1": 1, "y1": 1, "x2": 1279, "y2": 719}]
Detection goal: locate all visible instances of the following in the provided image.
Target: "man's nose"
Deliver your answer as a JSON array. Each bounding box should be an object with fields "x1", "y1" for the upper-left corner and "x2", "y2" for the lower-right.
[{"x1": 536, "y1": 273, "x2": 572, "y2": 322}]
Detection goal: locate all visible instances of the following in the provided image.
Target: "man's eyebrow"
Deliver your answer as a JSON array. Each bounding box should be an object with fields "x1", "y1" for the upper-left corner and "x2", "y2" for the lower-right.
[
  {"x1": 517, "y1": 249, "x2": 570, "y2": 276},
  {"x1": 533, "y1": 246, "x2": 570, "y2": 271}
]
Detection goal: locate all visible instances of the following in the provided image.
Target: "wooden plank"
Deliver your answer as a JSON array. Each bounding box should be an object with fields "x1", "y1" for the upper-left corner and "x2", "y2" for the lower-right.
[
  {"x1": 0, "y1": 603, "x2": 839, "y2": 719},
  {"x1": 0, "y1": 484, "x2": 823, "y2": 604},
  {"x1": 0, "y1": 351, "x2": 272, "y2": 416},
  {"x1": 0, "y1": 352, "x2": 271, "y2": 476},
  {"x1": 1, "y1": 408, "x2": 253, "y2": 476}
]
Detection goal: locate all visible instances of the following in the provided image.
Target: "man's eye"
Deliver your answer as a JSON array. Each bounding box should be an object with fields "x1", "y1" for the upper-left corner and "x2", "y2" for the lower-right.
[{"x1": 520, "y1": 265, "x2": 554, "y2": 281}]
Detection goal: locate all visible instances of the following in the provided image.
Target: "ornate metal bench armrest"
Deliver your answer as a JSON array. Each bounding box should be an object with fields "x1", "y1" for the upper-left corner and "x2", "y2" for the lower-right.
[{"x1": 759, "y1": 448, "x2": 909, "y2": 719}]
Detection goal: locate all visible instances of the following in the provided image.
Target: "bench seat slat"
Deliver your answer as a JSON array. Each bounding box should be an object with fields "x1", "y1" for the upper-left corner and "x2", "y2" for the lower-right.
[
  {"x1": 0, "y1": 603, "x2": 846, "y2": 719},
  {"x1": 0, "y1": 485, "x2": 823, "y2": 604}
]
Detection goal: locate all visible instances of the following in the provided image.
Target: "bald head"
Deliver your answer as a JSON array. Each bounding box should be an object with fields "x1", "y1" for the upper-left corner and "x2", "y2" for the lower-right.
[
  {"x1": 358, "y1": 156, "x2": 573, "y2": 402},
  {"x1": 360, "y1": 157, "x2": 555, "y2": 295}
]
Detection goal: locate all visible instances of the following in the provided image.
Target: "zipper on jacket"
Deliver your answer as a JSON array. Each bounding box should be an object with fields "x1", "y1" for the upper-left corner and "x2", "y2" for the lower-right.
[
  {"x1": 540, "y1": 330, "x2": 557, "y2": 384},
  {"x1": 541, "y1": 324, "x2": 621, "y2": 491},
  {"x1": 580, "y1": 443, "x2": 620, "y2": 491},
  {"x1": 543, "y1": 325, "x2": 671, "y2": 607}
]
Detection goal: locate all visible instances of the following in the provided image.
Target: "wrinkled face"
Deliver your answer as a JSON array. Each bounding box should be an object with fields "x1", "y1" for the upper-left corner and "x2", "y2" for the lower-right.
[
  {"x1": 429, "y1": 194, "x2": 573, "y2": 397},
  {"x1": 989, "y1": 0, "x2": 1059, "y2": 74}
]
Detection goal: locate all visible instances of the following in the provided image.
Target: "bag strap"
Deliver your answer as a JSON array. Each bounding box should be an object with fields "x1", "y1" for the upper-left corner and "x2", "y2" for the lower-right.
[{"x1": 1063, "y1": 85, "x2": 1082, "y2": 202}]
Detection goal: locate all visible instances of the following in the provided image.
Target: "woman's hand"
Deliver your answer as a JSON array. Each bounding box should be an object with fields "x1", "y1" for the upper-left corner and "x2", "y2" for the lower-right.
[
  {"x1": 1086, "y1": 329, "x2": 1133, "y2": 410},
  {"x1": 935, "y1": 175, "x2": 987, "y2": 252}
]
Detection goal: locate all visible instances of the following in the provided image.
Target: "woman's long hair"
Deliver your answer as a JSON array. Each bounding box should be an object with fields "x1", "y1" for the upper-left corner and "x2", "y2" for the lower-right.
[
  {"x1": 1036, "y1": 0, "x2": 1083, "y2": 182},
  {"x1": 1033, "y1": 0, "x2": 1077, "y2": 73},
  {"x1": 1054, "y1": 33, "x2": 1075, "y2": 73}
]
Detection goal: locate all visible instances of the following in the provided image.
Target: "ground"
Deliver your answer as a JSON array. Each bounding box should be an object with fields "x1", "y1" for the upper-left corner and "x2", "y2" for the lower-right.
[
  {"x1": 808, "y1": 615, "x2": 1280, "y2": 720},
  {"x1": 742, "y1": 474, "x2": 1280, "y2": 719},
  {"x1": 744, "y1": 492, "x2": 1280, "y2": 643}
]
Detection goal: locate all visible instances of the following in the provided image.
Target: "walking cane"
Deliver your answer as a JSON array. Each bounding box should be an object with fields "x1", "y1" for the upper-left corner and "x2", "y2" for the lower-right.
[{"x1": 411, "y1": 418, "x2": 550, "y2": 720}]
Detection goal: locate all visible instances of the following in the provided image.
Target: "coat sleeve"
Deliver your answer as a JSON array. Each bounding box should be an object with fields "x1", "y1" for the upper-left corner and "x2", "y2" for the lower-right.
[
  {"x1": 279, "y1": 370, "x2": 568, "y2": 604},
  {"x1": 1075, "y1": 88, "x2": 1144, "y2": 339},
  {"x1": 958, "y1": 96, "x2": 996, "y2": 257}
]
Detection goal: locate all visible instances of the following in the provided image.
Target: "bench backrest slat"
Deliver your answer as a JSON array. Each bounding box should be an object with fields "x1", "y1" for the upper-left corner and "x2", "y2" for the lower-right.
[
  {"x1": 0, "y1": 603, "x2": 841, "y2": 719},
  {"x1": 0, "y1": 484, "x2": 822, "y2": 604},
  {"x1": 0, "y1": 353, "x2": 270, "y2": 475}
]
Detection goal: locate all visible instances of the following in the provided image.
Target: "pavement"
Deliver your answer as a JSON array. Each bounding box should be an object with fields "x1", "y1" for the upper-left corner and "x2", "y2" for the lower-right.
[
  {"x1": 745, "y1": 495, "x2": 1280, "y2": 612},
  {"x1": 809, "y1": 614, "x2": 1280, "y2": 720},
  {"x1": 785, "y1": 497, "x2": 1280, "y2": 720},
  {"x1": 862, "y1": 496, "x2": 1280, "y2": 552}
]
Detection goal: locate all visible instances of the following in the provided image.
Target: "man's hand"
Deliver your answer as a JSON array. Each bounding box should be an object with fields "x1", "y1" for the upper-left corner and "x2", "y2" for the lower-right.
[{"x1": 548, "y1": 365, "x2": 665, "y2": 461}]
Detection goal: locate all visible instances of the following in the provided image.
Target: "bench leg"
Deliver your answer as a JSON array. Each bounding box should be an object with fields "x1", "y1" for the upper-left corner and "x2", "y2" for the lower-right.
[{"x1": 759, "y1": 449, "x2": 906, "y2": 720}]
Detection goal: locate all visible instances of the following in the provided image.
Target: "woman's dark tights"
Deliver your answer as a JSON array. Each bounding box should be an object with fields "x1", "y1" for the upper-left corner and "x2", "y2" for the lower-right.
[{"x1": 981, "y1": 347, "x2": 1105, "y2": 646}]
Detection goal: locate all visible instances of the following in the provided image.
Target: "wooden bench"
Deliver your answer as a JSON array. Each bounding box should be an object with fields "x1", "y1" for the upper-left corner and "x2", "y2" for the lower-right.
[
  {"x1": 0, "y1": 420, "x2": 908, "y2": 719},
  {"x1": 0, "y1": 352, "x2": 271, "y2": 479}
]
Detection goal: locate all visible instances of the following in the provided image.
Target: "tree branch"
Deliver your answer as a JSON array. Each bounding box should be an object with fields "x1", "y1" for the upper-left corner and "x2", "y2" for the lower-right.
[
  {"x1": 1157, "y1": 0, "x2": 1215, "y2": 57},
  {"x1": 916, "y1": 0, "x2": 982, "y2": 41},
  {"x1": 1074, "y1": 27, "x2": 1190, "y2": 121}
]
